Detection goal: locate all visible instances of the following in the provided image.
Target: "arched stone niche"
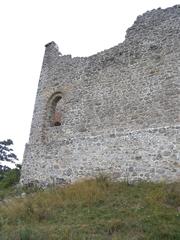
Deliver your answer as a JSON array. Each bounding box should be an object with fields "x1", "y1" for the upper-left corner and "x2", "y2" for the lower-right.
[{"x1": 47, "y1": 92, "x2": 63, "y2": 127}]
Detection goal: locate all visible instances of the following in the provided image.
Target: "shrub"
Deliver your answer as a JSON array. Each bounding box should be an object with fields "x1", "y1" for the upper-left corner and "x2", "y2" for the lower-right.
[{"x1": 0, "y1": 165, "x2": 21, "y2": 189}]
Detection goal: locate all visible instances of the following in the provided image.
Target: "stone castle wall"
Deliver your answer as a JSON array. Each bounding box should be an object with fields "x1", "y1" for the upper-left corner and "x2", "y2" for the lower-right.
[{"x1": 21, "y1": 5, "x2": 180, "y2": 185}]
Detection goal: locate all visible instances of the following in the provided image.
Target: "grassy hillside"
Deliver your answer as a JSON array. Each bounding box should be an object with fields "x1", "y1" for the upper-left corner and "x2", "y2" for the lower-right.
[{"x1": 0, "y1": 177, "x2": 180, "y2": 240}]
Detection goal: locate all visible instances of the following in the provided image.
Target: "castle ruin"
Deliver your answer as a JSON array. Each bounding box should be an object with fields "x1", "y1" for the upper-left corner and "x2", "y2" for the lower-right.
[{"x1": 21, "y1": 5, "x2": 180, "y2": 185}]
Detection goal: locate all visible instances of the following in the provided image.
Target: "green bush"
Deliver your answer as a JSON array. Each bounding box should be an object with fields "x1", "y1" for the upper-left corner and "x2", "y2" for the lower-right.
[{"x1": 0, "y1": 166, "x2": 21, "y2": 189}]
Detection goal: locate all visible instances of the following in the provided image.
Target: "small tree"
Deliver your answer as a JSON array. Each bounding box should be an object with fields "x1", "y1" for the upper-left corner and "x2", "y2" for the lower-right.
[
  {"x1": 0, "y1": 140, "x2": 20, "y2": 188},
  {"x1": 0, "y1": 139, "x2": 18, "y2": 164}
]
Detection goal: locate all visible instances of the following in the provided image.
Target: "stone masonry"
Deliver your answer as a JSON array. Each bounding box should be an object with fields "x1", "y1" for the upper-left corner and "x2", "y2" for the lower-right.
[{"x1": 21, "y1": 5, "x2": 180, "y2": 185}]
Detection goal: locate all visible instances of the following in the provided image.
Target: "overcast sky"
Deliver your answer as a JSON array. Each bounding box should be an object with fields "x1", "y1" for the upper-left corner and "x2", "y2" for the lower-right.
[{"x1": 0, "y1": 0, "x2": 178, "y2": 164}]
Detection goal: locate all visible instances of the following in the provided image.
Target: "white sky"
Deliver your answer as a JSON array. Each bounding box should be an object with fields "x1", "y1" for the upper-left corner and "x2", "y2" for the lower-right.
[{"x1": 0, "y1": 0, "x2": 178, "y2": 164}]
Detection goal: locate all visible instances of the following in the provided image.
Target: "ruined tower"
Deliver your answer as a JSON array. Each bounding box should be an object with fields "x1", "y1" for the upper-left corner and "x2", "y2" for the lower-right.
[{"x1": 21, "y1": 5, "x2": 180, "y2": 185}]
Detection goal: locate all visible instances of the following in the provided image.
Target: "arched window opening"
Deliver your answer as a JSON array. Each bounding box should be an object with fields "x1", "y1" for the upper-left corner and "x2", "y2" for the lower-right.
[{"x1": 48, "y1": 93, "x2": 63, "y2": 127}]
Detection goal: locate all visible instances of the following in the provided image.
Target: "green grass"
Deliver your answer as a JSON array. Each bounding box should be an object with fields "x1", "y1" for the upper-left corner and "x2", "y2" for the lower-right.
[{"x1": 0, "y1": 177, "x2": 180, "y2": 240}]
